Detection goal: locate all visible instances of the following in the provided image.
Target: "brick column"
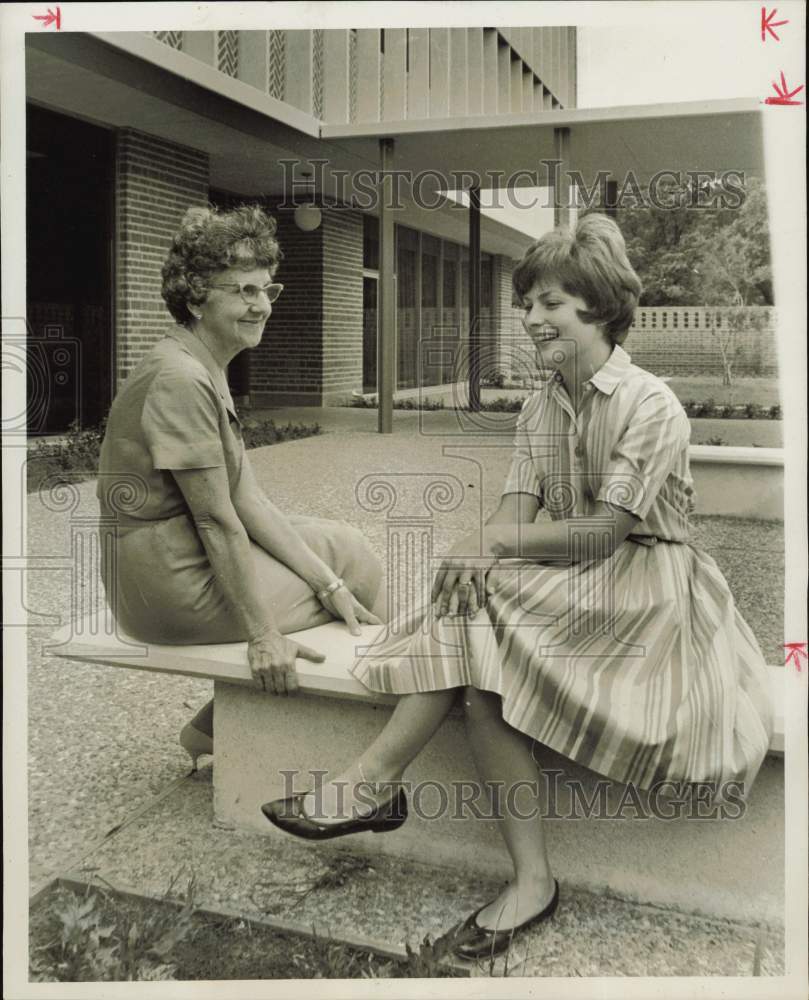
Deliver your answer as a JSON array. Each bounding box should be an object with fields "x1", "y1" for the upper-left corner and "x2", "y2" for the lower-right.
[
  {"x1": 249, "y1": 203, "x2": 364, "y2": 406},
  {"x1": 114, "y1": 130, "x2": 209, "y2": 385}
]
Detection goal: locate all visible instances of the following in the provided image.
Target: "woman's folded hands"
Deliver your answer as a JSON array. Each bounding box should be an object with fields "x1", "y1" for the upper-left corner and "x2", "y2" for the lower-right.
[{"x1": 432, "y1": 525, "x2": 508, "y2": 620}]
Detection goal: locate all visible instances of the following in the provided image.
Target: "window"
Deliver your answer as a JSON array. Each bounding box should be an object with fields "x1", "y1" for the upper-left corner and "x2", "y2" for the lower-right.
[{"x1": 363, "y1": 215, "x2": 379, "y2": 270}]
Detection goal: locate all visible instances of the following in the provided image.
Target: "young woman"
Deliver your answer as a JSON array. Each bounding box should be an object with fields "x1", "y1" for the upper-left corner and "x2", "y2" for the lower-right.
[{"x1": 262, "y1": 213, "x2": 773, "y2": 960}]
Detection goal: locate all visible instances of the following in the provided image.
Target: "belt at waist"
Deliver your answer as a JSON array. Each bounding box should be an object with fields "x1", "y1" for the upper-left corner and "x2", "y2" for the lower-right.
[{"x1": 627, "y1": 534, "x2": 683, "y2": 546}]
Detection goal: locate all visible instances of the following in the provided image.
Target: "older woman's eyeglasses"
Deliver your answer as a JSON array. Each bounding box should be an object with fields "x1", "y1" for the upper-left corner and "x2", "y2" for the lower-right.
[{"x1": 207, "y1": 281, "x2": 284, "y2": 305}]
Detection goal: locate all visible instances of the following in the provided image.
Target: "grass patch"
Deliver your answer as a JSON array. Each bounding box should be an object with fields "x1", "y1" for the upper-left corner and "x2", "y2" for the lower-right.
[
  {"x1": 30, "y1": 880, "x2": 466, "y2": 982},
  {"x1": 26, "y1": 416, "x2": 322, "y2": 494},
  {"x1": 663, "y1": 377, "x2": 781, "y2": 409}
]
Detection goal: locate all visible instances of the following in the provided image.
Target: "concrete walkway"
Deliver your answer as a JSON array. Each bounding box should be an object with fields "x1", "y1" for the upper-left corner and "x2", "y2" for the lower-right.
[{"x1": 25, "y1": 416, "x2": 785, "y2": 980}]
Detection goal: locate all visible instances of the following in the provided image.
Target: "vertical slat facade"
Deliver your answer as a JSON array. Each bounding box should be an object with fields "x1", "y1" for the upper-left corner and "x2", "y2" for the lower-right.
[
  {"x1": 181, "y1": 31, "x2": 216, "y2": 65},
  {"x1": 408, "y1": 29, "x2": 430, "y2": 119},
  {"x1": 429, "y1": 29, "x2": 450, "y2": 118},
  {"x1": 497, "y1": 42, "x2": 511, "y2": 114},
  {"x1": 466, "y1": 28, "x2": 484, "y2": 116},
  {"x1": 159, "y1": 27, "x2": 576, "y2": 122},
  {"x1": 323, "y1": 29, "x2": 351, "y2": 123},
  {"x1": 356, "y1": 29, "x2": 382, "y2": 123},
  {"x1": 237, "y1": 31, "x2": 268, "y2": 91},
  {"x1": 448, "y1": 29, "x2": 468, "y2": 117},
  {"x1": 383, "y1": 28, "x2": 408, "y2": 120},
  {"x1": 285, "y1": 30, "x2": 313, "y2": 114},
  {"x1": 482, "y1": 29, "x2": 499, "y2": 115},
  {"x1": 510, "y1": 56, "x2": 522, "y2": 113}
]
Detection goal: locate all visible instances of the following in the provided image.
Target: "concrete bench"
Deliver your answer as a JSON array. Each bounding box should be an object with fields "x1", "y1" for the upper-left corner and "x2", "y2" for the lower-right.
[{"x1": 50, "y1": 618, "x2": 785, "y2": 923}]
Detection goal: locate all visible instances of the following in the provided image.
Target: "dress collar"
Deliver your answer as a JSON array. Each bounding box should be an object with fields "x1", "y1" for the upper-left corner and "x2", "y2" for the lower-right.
[
  {"x1": 587, "y1": 344, "x2": 632, "y2": 396},
  {"x1": 167, "y1": 325, "x2": 237, "y2": 414}
]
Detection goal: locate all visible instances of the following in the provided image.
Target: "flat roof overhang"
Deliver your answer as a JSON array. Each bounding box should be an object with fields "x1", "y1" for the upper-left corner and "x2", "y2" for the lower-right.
[{"x1": 320, "y1": 98, "x2": 765, "y2": 188}]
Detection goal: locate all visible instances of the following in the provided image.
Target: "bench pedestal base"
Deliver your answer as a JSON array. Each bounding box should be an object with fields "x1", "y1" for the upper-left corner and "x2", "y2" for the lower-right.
[{"x1": 212, "y1": 680, "x2": 784, "y2": 923}]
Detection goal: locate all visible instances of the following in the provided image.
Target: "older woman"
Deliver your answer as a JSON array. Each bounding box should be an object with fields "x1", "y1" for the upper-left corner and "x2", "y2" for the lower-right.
[{"x1": 97, "y1": 204, "x2": 383, "y2": 765}]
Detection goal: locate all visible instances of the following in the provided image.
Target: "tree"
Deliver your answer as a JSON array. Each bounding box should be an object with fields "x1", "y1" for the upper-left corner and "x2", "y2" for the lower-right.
[
  {"x1": 610, "y1": 176, "x2": 773, "y2": 307},
  {"x1": 689, "y1": 179, "x2": 773, "y2": 386},
  {"x1": 690, "y1": 179, "x2": 773, "y2": 307},
  {"x1": 702, "y1": 306, "x2": 771, "y2": 387}
]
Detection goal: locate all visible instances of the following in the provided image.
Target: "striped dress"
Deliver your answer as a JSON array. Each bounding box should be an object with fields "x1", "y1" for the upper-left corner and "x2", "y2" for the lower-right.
[{"x1": 351, "y1": 346, "x2": 774, "y2": 794}]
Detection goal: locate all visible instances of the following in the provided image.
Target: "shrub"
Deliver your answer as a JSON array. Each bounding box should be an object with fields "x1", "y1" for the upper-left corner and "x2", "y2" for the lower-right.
[
  {"x1": 478, "y1": 396, "x2": 525, "y2": 413},
  {"x1": 27, "y1": 420, "x2": 106, "y2": 493},
  {"x1": 769, "y1": 403, "x2": 782, "y2": 420},
  {"x1": 27, "y1": 417, "x2": 321, "y2": 493},
  {"x1": 238, "y1": 415, "x2": 321, "y2": 448},
  {"x1": 481, "y1": 370, "x2": 506, "y2": 389},
  {"x1": 395, "y1": 397, "x2": 445, "y2": 411}
]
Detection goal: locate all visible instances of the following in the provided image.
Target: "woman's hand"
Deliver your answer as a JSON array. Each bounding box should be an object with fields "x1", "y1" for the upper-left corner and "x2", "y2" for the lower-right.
[
  {"x1": 317, "y1": 584, "x2": 382, "y2": 636},
  {"x1": 248, "y1": 629, "x2": 326, "y2": 696},
  {"x1": 431, "y1": 526, "x2": 507, "y2": 619}
]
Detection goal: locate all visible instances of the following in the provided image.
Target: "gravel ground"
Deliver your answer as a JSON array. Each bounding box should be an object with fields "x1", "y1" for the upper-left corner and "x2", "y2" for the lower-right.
[{"x1": 58, "y1": 773, "x2": 784, "y2": 979}]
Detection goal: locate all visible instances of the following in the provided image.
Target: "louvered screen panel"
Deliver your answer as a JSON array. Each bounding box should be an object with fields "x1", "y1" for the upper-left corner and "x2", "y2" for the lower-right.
[
  {"x1": 153, "y1": 31, "x2": 183, "y2": 50},
  {"x1": 217, "y1": 30, "x2": 239, "y2": 77}
]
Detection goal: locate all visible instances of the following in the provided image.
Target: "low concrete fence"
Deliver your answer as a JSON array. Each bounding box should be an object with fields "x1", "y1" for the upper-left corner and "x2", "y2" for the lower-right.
[
  {"x1": 689, "y1": 446, "x2": 783, "y2": 520},
  {"x1": 626, "y1": 307, "x2": 778, "y2": 377}
]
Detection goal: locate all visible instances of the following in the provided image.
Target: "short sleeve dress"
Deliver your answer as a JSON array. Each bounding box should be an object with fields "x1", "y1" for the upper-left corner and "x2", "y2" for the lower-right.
[
  {"x1": 351, "y1": 346, "x2": 774, "y2": 794},
  {"x1": 97, "y1": 326, "x2": 379, "y2": 645}
]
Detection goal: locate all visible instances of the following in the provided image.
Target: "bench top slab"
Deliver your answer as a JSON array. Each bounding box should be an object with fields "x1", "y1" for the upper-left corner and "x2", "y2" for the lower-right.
[
  {"x1": 49, "y1": 618, "x2": 397, "y2": 705},
  {"x1": 49, "y1": 617, "x2": 784, "y2": 753}
]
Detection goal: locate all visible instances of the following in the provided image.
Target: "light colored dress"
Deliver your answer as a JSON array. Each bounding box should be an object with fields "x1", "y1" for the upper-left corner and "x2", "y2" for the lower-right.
[
  {"x1": 352, "y1": 346, "x2": 773, "y2": 793},
  {"x1": 97, "y1": 325, "x2": 379, "y2": 644}
]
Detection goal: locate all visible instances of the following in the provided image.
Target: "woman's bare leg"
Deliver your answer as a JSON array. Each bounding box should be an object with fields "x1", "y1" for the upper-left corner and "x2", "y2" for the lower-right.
[
  {"x1": 462, "y1": 686, "x2": 555, "y2": 929},
  {"x1": 303, "y1": 687, "x2": 459, "y2": 821}
]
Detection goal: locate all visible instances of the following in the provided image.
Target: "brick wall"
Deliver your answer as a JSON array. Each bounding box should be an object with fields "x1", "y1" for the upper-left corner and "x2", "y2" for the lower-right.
[
  {"x1": 248, "y1": 201, "x2": 324, "y2": 405},
  {"x1": 115, "y1": 129, "x2": 209, "y2": 385},
  {"x1": 491, "y1": 254, "x2": 535, "y2": 381}
]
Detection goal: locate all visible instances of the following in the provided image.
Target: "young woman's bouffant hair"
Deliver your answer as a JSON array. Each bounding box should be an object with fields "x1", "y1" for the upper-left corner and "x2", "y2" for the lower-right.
[
  {"x1": 512, "y1": 213, "x2": 642, "y2": 344},
  {"x1": 161, "y1": 204, "x2": 283, "y2": 327}
]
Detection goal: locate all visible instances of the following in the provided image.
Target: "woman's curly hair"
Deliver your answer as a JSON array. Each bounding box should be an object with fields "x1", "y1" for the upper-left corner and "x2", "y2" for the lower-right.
[
  {"x1": 512, "y1": 213, "x2": 642, "y2": 344},
  {"x1": 161, "y1": 204, "x2": 283, "y2": 327}
]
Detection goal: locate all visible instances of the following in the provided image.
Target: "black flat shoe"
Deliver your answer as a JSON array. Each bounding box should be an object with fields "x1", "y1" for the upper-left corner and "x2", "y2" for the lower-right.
[
  {"x1": 260, "y1": 786, "x2": 408, "y2": 841},
  {"x1": 449, "y1": 879, "x2": 559, "y2": 961}
]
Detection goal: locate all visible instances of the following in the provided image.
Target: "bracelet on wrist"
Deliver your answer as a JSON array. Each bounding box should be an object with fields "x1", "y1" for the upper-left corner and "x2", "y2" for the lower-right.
[{"x1": 316, "y1": 577, "x2": 345, "y2": 601}]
